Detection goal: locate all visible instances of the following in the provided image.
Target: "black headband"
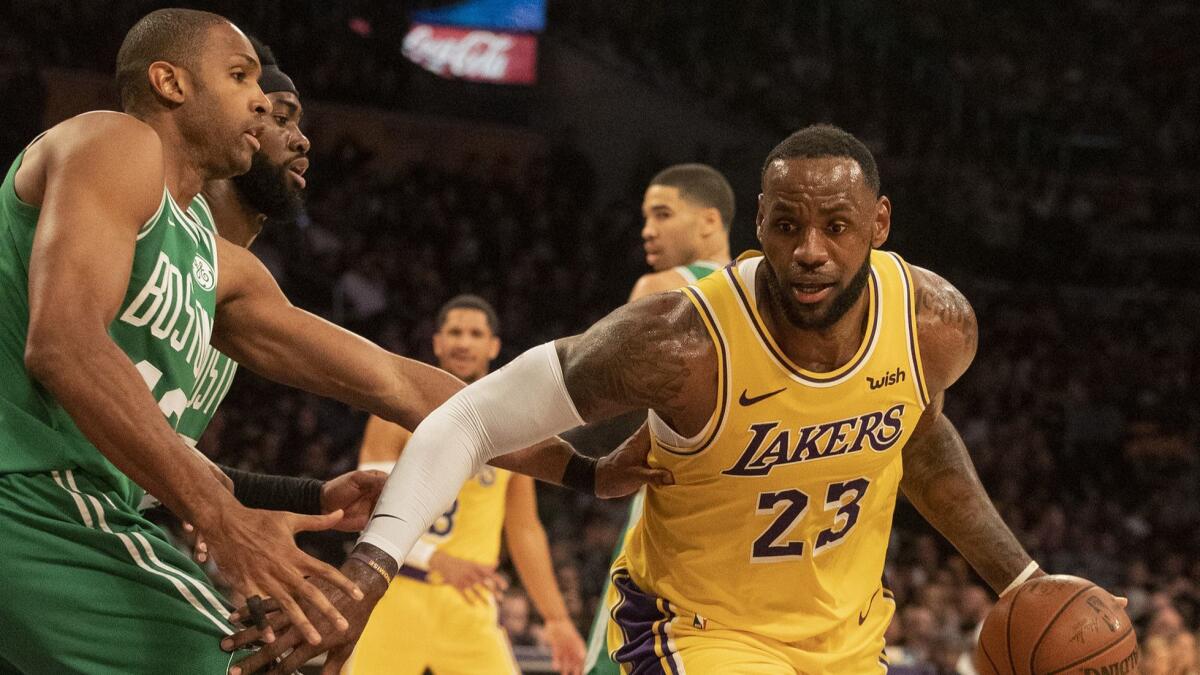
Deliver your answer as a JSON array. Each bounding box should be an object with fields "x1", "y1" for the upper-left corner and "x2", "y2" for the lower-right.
[{"x1": 260, "y1": 64, "x2": 297, "y2": 97}]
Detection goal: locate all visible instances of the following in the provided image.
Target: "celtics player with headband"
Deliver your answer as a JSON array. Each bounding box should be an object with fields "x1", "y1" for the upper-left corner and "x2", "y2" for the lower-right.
[
  {"x1": 233, "y1": 125, "x2": 1045, "y2": 674},
  {"x1": 0, "y1": 10, "x2": 664, "y2": 673},
  {"x1": 172, "y1": 36, "x2": 391, "y2": 569}
]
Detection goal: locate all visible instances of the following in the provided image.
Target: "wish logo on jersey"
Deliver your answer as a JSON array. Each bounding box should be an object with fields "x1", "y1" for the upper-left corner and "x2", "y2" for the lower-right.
[{"x1": 723, "y1": 403, "x2": 906, "y2": 477}]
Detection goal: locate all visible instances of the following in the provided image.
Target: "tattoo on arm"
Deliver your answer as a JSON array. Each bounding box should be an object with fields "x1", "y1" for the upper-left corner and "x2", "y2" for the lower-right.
[
  {"x1": 915, "y1": 282, "x2": 978, "y2": 354},
  {"x1": 560, "y1": 296, "x2": 705, "y2": 422},
  {"x1": 901, "y1": 400, "x2": 1032, "y2": 594}
]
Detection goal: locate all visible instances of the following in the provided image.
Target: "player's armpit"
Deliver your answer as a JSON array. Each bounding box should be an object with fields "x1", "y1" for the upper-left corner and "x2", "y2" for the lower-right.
[
  {"x1": 899, "y1": 393, "x2": 1034, "y2": 595},
  {"x1": 556, "y1": 292, "x2": 715, "y2": 431},
  {"x1": 212, "y1": 238, "x2": 462, "y2": 431}
]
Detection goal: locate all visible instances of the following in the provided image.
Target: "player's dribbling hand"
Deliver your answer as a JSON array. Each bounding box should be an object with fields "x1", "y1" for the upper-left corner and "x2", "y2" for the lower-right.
[
  {"x1": 428, "y1": 550, "x2": 508, "y2": 604},
  {"x1": 320, "y1": 469, "x2": 388, "y2": 531},
  {"x1": 225, "y1": 544, "x2": 394, "y2": 675},
  {"x1": 594, "y1": 423, "x2": 674, "y2": 498},
  {"x1": 542, "y1": 617, "x2": 586, "y2": 675},
  {"x1": 199, "y1": 504, "x2": 364, "y2": 649}
]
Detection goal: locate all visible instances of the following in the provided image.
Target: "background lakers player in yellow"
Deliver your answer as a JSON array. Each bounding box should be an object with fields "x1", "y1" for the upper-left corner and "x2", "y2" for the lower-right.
[
  {"x1": 347, "y1": 295, "x2": 587, "y2": 675},
  {"x1": 583, "y1": 163, "x2": 733, "y2": 675},
  {"x1": 232, "y1": 124, "x2": 1044, "y2": 674}
]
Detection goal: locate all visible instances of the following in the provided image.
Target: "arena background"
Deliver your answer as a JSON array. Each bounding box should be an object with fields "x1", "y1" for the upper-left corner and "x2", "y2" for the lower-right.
[{"x1": 3, "y1": 1, "x2": 1198, "y2": 672}]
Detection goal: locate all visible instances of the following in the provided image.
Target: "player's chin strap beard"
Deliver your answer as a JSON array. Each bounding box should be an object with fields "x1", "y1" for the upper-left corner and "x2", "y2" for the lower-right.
[{"x1": 764, "y1": 252, "x2": 872, "y2": 330}]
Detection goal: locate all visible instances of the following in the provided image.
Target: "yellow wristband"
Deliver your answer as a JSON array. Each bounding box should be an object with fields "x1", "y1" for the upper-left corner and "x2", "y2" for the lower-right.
[{"x1": 350, "y1": 552, "x2": 393, "y2": 586}]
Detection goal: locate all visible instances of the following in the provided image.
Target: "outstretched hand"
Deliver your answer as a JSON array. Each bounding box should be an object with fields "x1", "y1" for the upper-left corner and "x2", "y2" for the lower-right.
[
  {"x1": 199, "y1": 506, "x2": 364, "y2": 649},
  {"x1": 226, "y1": 543, "x2": 395, "y2": 675},
  {"x1": 594, "y1": 423, "x2": 674, "y2": 498},
  {"x1": 320, "y1": 469, "x2": 388, "y2": 531}
]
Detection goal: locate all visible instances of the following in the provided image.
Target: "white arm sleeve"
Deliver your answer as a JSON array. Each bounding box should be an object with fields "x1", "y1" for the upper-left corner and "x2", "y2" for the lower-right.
[{"x1": 358, "y1": 342, "x2": 585, "y2": 565}]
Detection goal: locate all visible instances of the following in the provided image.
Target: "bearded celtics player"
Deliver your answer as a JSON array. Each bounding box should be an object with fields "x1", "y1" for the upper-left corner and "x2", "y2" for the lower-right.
[
  {"x1": 584, "y1": 163, "x2": 734, "y2": 675},
  {"x1": 0, "y1": 10, "x2": 662, "y2": 673}
]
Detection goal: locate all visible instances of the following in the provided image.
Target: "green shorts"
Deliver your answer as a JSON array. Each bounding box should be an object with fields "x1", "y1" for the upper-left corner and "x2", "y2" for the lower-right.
[{"x1": 0, "y1": 470, "x2": 249, "y2": 674}]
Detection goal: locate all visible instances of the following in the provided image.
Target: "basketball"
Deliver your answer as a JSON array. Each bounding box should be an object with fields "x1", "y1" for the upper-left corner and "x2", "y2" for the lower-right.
[{"x1": 974, "y1": 575, "x2": 1139, "y2": 674}]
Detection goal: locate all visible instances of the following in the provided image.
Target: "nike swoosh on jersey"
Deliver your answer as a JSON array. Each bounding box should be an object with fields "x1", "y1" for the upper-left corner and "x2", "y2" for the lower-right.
[
  {"x1": 738, "y1": 387, "x2": 787, "y2": 406},
  {"x1": 859, "y1": 587, "x2": 881, "y2": 625}
]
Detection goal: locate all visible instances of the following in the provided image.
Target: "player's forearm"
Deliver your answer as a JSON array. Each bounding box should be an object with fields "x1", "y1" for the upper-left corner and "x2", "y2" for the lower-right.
[
  {"x1": 509, "y1": 528, "x2": 571, "y2": 621},
  {"x1": 489, "y1": 438, "x2": 575, "y2": 487},
  {"x1": 359, "y1": 343, "x2": 585, "y2": 565},
  {"x1": 900, "y1": 411, "x2": 1033, "y2": 594},
  {"x1": 26, "y1": 335, "x2": 236, "y2": 526}
]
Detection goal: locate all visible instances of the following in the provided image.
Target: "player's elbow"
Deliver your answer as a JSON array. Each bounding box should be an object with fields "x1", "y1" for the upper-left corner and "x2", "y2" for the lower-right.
[{"x1": 24, "y1": 330, "x2": 76, "y2": 387}]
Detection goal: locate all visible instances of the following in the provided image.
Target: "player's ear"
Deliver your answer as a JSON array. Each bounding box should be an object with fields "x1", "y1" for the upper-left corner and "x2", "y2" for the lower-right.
[
  {"x1": 872, "y1": 195, "x2": 891, "y2": 248},
  {"x1": 147, "y1": 61, "x2": 187, "y2": 105},
  {"x1": 755, "y1": 194, "x2": 766, "y2": 242},
  {"x1": 488, "y1": 337, "x2": 501, "y2": 361}
]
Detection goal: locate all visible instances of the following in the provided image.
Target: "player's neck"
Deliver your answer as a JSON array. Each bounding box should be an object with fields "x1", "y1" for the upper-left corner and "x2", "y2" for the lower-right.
[
  {"x1": 139, "y1": 114, "x2": 205, "y2": 207},
  {"x1": 203, "y1": 179, "x2": 264, "y2": 247},
  {"x1": 755, "y1": 268, "x2": 872, "y2": 373},
  {"x1": 697, "y1": 241, "x2": 732, "y2": 266}
]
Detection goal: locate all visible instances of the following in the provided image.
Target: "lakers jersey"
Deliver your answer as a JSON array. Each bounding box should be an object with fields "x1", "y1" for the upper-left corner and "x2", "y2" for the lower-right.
[
  {"x1": 619, "y1": 250, "x2": 929, "y2": 643},
  {"x1": 419, "y1": 465, "x2": 513, "y2": 570}
]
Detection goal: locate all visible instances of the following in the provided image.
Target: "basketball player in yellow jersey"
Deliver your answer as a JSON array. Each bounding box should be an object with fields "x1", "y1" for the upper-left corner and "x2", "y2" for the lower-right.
[
  {"x1": 346, "y1": 295, "x2": 587, "y2": 675},
  {"x1": 584, "y1": 163, "x2": 734, "y2": 675},
  {"x1": 263, "y1": 123, "x2": 1047, "y2": 674}
]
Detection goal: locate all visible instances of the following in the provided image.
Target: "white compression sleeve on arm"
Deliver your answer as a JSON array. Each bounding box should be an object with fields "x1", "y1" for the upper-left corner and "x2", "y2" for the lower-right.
[{"x1": 358, "y1": 342, "x2": 585, "y2": 565}]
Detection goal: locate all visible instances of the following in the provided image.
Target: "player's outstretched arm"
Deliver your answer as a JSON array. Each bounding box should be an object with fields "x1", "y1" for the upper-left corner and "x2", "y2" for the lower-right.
[
  {"x1": 213, "y1": 240, "x2": 668, "y2": 495},
  {"x1": 899, "y1": 268, "x2": 1040, "y2": 595},
  {"x1": 226, "y1": 293, "x2": 709, "y2": 675}
]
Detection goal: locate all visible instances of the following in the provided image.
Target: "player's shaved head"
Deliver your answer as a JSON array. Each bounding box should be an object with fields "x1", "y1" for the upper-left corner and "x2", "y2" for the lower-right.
[
  {"x1": 649, "y1": 163, "x2": 735, "y2": 229},
  {"x1": 115, "y1": 8, "x2": 232, "y2": 113},
  {"x1": 763, "y1": 124, "x2": 881, "y2": 196}
]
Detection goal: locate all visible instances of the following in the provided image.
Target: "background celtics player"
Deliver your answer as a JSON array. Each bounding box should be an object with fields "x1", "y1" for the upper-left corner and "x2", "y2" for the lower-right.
[{"x1": 584, "y1": 163, "x2": 735, "y2": 675}]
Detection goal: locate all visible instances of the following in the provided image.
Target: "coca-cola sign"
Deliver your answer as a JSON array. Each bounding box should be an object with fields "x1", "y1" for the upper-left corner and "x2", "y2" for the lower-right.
[{"x1": 402, "y1": 23, "x2": 537, "y2": 85}]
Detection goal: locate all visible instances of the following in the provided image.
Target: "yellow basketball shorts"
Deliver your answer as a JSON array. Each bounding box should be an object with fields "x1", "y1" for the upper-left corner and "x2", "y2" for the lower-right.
[
  {"x1": 344, "y1": 569, "x2": 520, "y2": 675},
  {"x1": 605, "y1": 568, "x2": 894, "y2": 674}
]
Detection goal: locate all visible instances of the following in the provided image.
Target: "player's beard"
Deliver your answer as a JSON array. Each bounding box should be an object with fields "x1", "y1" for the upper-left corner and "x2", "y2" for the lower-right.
[
  {"x1": 764, "y1": 252, "x2": 872, "y2": 330},
  {"x1": 231, "y1": 152, "x2": 305, "y2": 225}
]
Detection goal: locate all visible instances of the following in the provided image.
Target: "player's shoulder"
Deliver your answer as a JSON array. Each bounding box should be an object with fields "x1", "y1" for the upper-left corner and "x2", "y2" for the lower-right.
[
  {"x1": 908, "y1": 264, "x2": 977, "y2": 393},
  {"x1": 46, "y1": 111, "x2": 162, "y2": 158},
  {"x1": 629, "y1": 268, "x2": 690, "y2": 301}
]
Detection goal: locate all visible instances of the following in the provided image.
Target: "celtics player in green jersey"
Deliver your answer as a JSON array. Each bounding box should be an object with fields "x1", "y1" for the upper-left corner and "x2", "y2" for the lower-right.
[
  {"x1": 0, "y1": 9, "x2": 663, "y2": 674},
  {"x1": 584, "y1": 163, "x2": 734, "y2": 675}
]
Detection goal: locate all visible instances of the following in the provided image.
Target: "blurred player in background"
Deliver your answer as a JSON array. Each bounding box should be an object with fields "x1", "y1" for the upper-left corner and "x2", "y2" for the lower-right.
[
  {"x1": 349, "y1": 295, "x2": 587, "y2": 675},
  {"x1": 583, "y1": 163, "x2": 734, "y2": 675}
]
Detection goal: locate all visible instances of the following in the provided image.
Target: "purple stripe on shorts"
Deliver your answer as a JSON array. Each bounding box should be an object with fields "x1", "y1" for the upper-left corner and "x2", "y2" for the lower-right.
[{"x1": 610, "y1": 571, "x2": 676, "y2": 675}]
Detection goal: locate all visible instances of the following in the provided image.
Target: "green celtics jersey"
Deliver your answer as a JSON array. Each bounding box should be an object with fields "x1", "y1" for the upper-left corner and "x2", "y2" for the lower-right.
[
  {"x1": 0, "y1": 145, "x2": 221, "y2": 505},
  {"x1": 177, "y1": 350, "x2": 237, "y2": 447},
  {"x1": 175, "y1": 196, "x2": 238, "y2": 447},
  {"x1": 673, "y1": 259, "x2": 723, "y2": 284}
]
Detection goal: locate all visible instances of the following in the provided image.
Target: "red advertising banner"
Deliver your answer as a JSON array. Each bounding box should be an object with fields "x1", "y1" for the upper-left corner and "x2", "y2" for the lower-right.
[{"x1": 402, "y1": 23, "x2": 537, "y2": 85}]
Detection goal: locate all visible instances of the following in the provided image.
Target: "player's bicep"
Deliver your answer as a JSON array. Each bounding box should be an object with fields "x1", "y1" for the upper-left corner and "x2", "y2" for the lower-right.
[
  {"x1": 213, "y1": 241, "x2": 405, "y2": 412},
  {"x1": 556, "y1": 292, "x2": 707, "y2": 423},
  {"x1": 28, "y1": 121, "x2": 165, "y2": 346}
]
